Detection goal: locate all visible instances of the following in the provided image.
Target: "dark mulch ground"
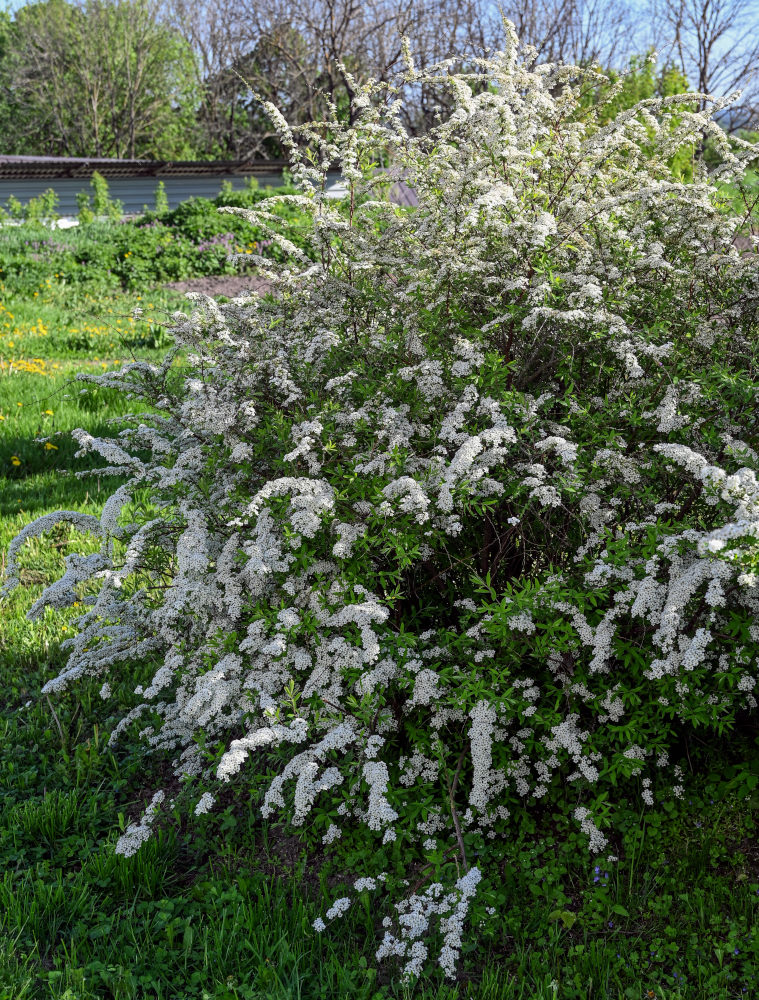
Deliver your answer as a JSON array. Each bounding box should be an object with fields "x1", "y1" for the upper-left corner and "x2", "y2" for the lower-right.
[{"x1": 163, "y1": 274, "x2": 275, "y2": 298}]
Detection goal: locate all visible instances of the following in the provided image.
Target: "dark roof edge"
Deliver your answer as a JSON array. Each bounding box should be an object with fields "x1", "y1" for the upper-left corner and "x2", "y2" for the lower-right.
[{"x1": 0, "y1": 157, "x2": 342, "y2": 180}]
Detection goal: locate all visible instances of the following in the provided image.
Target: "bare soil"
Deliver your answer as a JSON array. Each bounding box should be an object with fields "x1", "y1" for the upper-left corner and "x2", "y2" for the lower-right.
[{"x1": 163, "y1": 274, "x2": 276, "y2": 298}]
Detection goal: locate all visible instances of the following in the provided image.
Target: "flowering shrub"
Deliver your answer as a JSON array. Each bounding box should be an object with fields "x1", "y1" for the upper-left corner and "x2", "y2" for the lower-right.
[{"x1": 5, "y1": 24, "x2": 759, "y2": 982}]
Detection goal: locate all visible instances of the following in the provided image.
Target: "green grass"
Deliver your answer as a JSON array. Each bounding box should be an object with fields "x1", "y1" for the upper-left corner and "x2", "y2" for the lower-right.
[{"x1": 1, "y1": 221, "x2": 759, "y2": 999}]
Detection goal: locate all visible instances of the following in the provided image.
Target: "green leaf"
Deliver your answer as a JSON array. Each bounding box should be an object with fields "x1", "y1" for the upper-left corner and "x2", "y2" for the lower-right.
[{"x1": 548, "y1": 909, "x2": 577, "y2": 929}]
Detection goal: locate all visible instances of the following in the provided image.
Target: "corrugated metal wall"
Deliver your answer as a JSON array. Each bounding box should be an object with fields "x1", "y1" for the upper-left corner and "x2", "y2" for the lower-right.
[{"x1": 0, "y1": 171, "x2": 344, "y2": 216}]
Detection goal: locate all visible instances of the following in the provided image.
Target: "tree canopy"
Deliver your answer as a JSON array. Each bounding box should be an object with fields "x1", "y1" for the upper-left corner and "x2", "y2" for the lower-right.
[{"x1": 1, "y1": 0, "x2": 200, "y2": 159}]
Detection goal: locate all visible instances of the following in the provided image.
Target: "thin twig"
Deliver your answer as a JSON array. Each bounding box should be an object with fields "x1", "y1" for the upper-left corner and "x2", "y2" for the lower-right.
[{"x1": 447, "y1": 748, "x2": 468, "y2": 872}]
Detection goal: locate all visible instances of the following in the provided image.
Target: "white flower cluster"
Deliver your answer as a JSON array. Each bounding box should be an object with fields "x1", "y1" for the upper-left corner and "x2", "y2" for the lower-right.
[
  {"x1": 194, "y1": 792, "x2": 216, "y2": 816},
  {"x1": 376, "y1": 868, "x2": 482, "y2": 980},
  {"x1": 115, "y1": 791, "x2": 165, "y2": 857}
]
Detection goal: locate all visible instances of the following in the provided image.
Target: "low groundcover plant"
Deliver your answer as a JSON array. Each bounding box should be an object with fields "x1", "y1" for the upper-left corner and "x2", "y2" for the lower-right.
[{"x1": 4, "y1": 21, "x2": 759, "y2": 982}]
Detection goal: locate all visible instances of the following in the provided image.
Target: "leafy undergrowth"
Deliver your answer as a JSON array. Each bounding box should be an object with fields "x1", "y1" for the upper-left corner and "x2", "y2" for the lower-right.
[{"x1": 0, "y1": 183, "x2": 312, "y2": 299}]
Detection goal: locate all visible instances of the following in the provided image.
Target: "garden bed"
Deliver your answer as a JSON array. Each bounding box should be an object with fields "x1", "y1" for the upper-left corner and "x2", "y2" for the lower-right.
[{"x1": 164, "y1": 274, "x2": 276, "y2": 298}]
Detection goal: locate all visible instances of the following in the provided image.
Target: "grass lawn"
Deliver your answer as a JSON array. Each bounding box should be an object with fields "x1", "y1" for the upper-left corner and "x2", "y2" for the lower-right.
[{"x1": 1, "y1": 229, "x2": 759, "y2": 999}]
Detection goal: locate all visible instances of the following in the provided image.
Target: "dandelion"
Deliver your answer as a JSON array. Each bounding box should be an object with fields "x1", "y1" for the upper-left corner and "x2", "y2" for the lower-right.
[
  {"x1": 44, "y1": 442, "x2": 58, "y2": 451},
  {"x1": 10, "y1": 456, "x2": 20, "y2": 466}
]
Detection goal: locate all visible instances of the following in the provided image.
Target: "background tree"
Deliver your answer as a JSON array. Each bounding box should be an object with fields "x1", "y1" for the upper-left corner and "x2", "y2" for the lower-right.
[
  {"x1": 0, "y1": 9, "x2": 22, "y2": 150},
  {"x1": 504, "y1": 0, "x2": 635, "y2": 68},
  {"x1": 7, "y1": 0, "x2": 201, "y2": 158},
  {"x1": 168, "y1": 0, "x2": 507, "y2": 158},
  {"x1": 1, "y1": 0, "x2": 757, "y2": 160},
  {"x1": 648, "y1": 0, "x2": 759, "y2": 132},
  {"x1": 193, "y1": 21, "x2": 330, "y2": 160}
]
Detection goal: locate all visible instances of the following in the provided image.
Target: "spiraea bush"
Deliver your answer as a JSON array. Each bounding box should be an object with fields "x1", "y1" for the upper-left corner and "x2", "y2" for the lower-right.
[{"x1": 5, "y1": 22, "x2": 759, "y2": 983}]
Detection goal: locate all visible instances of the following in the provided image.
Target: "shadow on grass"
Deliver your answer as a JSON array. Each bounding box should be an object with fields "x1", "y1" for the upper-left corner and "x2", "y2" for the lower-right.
[{"x1": 0, "y1": 470, "x2": 123, "y2": 520}]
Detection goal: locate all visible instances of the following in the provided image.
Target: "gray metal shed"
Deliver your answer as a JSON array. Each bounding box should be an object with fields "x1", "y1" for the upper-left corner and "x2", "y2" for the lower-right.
[
  {"x1": 0, "y1": 156, "x2": 418, "y2": 216},
  {"x1": 0, "y1": 156, "x2": 338, "y2": 215}
]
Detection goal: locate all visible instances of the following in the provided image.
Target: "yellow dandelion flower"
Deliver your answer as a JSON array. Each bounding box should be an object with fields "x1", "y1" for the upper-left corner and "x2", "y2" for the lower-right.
[
  {"x1": 44, "y1": 409, "x2": 53, "y2": 415},
  {"x1": 44, "y1": 442, "x2": 58, "y2": 450},
  {"x1": 11, "y1": 456, "x2": 21, "y2": 466}
]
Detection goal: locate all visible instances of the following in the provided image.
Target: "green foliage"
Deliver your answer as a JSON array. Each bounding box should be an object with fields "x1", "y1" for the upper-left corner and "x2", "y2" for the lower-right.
[
  {"x1": 76, "y1": 191, "x2": 95, "y2": 226},
  {"x1": 590, "y1": 51, "x2": 691, "y2": 120},
  {"x1": 0, "y1": 8, "x2": 24, "y2": 150},
  {"x1": 6, "y1": 195, "x2": 23, "y2": 220},
  {"x1": 0, "y1": 183, "x2": 312, "y2": 294},
  {"x1": 0, "y1": 188, "x2": 61, "y2": 225},
  {"x1": 23, "y1": 188, "x2": 59, "y2": 225},
  {"x1": 154, "y1": 181, "x2": 169, "y2": 216},
  {"x1": 582, "y1": 52, "x2": 696, "y2": 180},
  {"x1": 2, "y1": 0, "x2": 202, "y2": 159},
  {"x1": 90, "y1": 172, "x2": 122, "y2": 222}
]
